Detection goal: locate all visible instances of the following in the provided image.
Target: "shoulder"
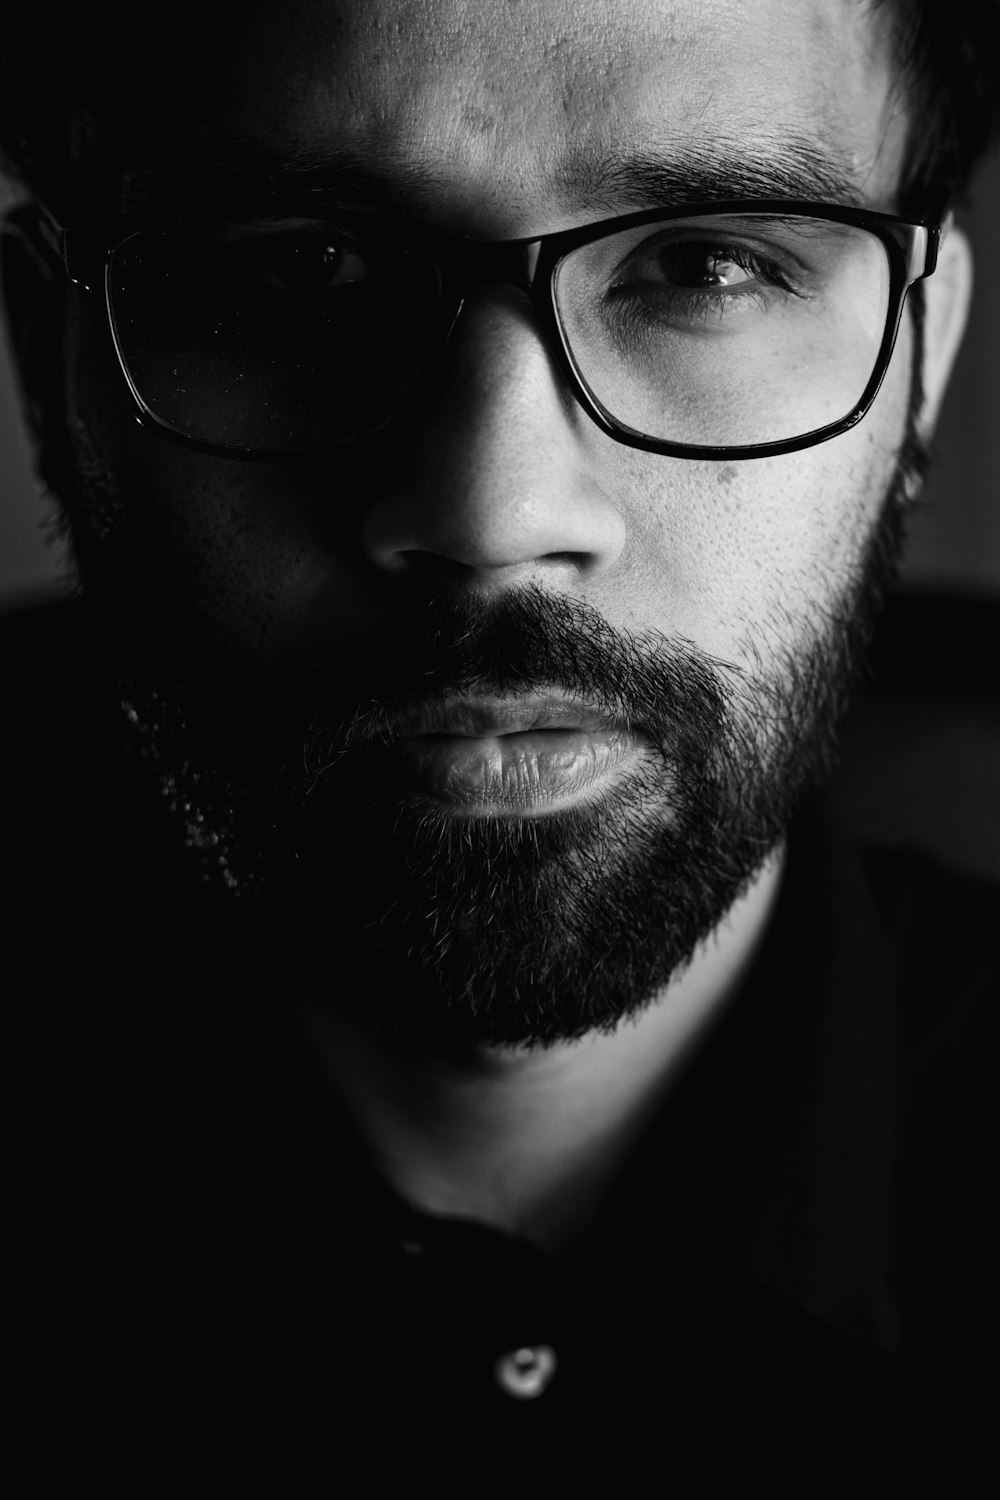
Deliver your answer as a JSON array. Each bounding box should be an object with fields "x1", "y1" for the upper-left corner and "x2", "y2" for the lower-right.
[
  {"x1": 859, "y1": 839, "x2": 999, "y2": 1007},
  {"x1": 868, "y1": 845, "x2": 998, "y2": 1336},
  {"x1": 733, "y1": 813, "x2": 998, "y2": 1363}
]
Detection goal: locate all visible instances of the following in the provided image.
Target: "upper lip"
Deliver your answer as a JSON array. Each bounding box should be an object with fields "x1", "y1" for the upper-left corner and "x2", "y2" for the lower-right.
[{"x1": 388, "y1": 693, "x2": 624, "y2": 739}]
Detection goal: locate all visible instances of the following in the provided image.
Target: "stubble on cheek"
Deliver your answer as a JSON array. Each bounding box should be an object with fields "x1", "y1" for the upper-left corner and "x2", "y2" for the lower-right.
[{"x1": 62, "y1": 340, "x2": 329, "y2": 711}]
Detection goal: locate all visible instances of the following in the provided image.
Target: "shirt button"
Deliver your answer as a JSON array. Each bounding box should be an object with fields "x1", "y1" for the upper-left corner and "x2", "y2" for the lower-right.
[{"x1": 494, "y1": 1344, "x2": 558, "y2": 1400}]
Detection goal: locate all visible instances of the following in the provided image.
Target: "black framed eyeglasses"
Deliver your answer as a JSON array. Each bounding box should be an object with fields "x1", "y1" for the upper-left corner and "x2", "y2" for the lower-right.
[{"x1": 19, "y1": 197, "x2": 939, "y2": 461}]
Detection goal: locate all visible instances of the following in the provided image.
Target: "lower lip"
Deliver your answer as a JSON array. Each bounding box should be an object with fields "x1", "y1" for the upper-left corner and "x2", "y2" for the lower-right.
[{"x1": 384, "y1": 728, "x2": 641, "y2": 815}]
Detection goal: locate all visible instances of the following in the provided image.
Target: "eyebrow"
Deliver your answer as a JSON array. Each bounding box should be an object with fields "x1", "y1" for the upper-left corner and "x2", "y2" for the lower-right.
[
  {"x1": 120, "y1": 144, "x2": 446, "y2": 216},
  {"x1": 563, "y1": 136, "x2": 871, "y2": 212},
  {"x1": 120, "y1": 131, "x2": 872, "y2": 223}
]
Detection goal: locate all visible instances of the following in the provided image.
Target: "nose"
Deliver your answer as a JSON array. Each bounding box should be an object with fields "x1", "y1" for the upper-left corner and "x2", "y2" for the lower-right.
[{"x1": 358, "y1": 287, "x2": 627, "y2": 583}]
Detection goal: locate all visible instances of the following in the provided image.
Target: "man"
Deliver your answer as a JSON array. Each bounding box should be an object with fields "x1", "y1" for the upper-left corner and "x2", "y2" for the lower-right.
[{"x1": 2, "y1": 0, "x2": 998, "y2": 1491}]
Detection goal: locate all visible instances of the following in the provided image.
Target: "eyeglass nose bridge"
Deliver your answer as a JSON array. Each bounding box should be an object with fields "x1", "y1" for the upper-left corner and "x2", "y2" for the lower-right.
[{"x1": 437, "y1": 236, "x2": 547, "y2": 343}]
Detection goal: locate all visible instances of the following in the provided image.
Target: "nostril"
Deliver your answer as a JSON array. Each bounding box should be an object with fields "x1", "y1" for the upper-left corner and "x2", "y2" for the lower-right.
[
  {"x1": 389, "y1": 550, "x2": 479, "y2": 578},
  {"x1": 388, "y1": 549, "x2": 584, "y2": 577}
]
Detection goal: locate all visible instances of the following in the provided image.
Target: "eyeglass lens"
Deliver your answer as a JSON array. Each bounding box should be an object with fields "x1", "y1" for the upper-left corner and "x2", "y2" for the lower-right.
[
  {"x1": 554, "y1": 213, "x2": 892, "y2": 449},
  {"x1": 107, "y1": 220, "x2": 443, "y2": 453},
  {"x1": 106, "y1": 212, "x2": 893, "y2": 455}
]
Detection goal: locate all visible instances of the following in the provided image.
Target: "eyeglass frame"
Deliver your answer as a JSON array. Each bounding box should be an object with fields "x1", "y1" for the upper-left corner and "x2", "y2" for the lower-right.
[{"x1": 14, "y1": 196, "x2": 940, "y2": 463}]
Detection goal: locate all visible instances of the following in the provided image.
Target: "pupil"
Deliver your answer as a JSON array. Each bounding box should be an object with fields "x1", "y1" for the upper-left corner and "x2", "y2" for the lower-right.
[
  {"x1": 666, "y1": 245, "x2": 735, "y2": 287},
  {"x1": 277, "y1": 239, "x2": 341, "y2": 287}
]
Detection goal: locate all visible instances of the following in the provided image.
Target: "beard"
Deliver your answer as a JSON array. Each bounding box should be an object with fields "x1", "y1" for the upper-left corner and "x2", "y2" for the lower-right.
[{"x1": 63, "y1": 409, "x2": 927, "y2": 1052}]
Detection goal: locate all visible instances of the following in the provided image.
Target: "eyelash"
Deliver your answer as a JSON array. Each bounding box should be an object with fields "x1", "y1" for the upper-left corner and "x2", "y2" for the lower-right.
[{"x1": 606, "y1": 243, "x2": 805, "y2": 330}]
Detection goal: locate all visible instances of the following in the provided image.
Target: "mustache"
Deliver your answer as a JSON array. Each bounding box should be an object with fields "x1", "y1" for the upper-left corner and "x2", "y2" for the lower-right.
[{"x1": 273, "y1": 583, "x2": 743, "y2": 785}]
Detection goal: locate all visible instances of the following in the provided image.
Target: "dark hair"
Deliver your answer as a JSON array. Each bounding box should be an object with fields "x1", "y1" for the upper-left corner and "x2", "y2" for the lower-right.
[
  {"x1": 1, "y1": 1, "x2": 999, "y2": 218},
  {"x1": 875, "y1": 0, "x2": 1000, "y2": 214}
]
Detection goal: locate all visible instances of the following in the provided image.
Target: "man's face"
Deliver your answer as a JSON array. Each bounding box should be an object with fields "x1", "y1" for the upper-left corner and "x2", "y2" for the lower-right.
[{"x1": 54, "y1": 0, "x2": 925, "y2": 1045}]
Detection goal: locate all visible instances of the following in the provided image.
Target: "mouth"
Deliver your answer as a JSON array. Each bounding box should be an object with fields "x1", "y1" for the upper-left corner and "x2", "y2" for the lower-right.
[
  {"x1": 387, "y1": 692, "x2": 623, "y2": 738},
  {"x1": 380, "y1": 693, "x2": 644, "y2": 815}
]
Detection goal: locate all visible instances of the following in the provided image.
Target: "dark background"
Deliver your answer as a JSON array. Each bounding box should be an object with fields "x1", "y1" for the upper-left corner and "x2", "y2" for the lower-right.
[{"x1": 2, "y1": 156, "x2": 998, "y2": 607}]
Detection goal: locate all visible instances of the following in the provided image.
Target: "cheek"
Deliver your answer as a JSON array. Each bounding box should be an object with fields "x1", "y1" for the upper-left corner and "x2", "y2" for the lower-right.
[
  {"x1": 62, "y1": 292, "x2": 380, "y2": 691},
  {"x1": 606, "y1": 319, "x2": 913, "y2": 660}
]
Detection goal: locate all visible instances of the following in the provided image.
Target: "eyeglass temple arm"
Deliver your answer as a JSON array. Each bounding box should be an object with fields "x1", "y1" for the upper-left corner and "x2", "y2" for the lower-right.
[
  {"x1": 1, "y1": 202, "x2": 97, "y2": 291},
  {"x1": 913, "y1": 220, "x2": 942, "y2": 282}
]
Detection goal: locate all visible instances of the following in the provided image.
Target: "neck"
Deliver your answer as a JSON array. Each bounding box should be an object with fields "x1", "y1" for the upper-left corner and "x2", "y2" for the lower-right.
[{"x1": 296, "y1": 849, "x2": 784, "y2": 1256}]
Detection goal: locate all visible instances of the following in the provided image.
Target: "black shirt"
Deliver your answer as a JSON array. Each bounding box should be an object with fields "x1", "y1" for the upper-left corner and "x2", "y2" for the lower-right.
[{"x1": 6, "y1": 598, "x2": 998, "y2": 1495}]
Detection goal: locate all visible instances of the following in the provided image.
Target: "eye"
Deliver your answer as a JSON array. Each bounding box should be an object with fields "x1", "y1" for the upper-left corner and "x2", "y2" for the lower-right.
[
  {"x1": 619, "y1": 238, "x2": 793, "y2": 295},
  {"x1": 652, "y1": 242, "x2": 757, "y2": 288},
  {"x1": 241, "y1": 231, "x2": 371, "y2": 292}
]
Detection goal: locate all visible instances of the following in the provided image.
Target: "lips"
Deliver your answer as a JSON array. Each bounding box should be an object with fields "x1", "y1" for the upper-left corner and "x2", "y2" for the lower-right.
[
  {"x1": 379, "y1": 693, "x2": 642, "y2": 814},
  {"x1": 386, "y1": 693, "x2": 623, "y2": 739}
]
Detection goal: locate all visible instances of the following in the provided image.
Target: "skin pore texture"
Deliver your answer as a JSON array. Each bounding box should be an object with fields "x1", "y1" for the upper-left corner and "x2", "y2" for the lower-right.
[{"x1": 19, "y1": 0, "x2": 972, "y2": 1247}]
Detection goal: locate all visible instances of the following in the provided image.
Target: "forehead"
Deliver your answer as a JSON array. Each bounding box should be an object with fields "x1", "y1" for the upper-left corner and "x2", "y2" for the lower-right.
[{"x1": 102, "y1": 0, "x2": 907, "y2": 231}]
